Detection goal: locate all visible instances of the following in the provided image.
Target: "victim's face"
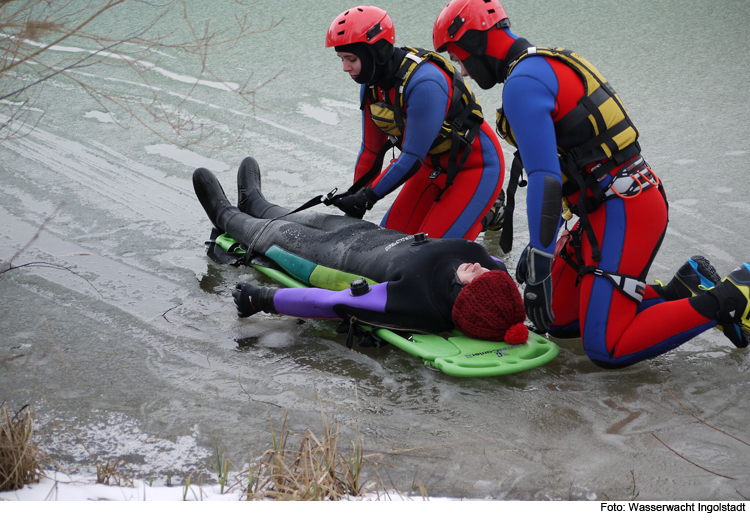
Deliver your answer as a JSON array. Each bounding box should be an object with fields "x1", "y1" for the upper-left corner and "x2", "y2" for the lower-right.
[{"x1": 457, "y1": 262, "x2": 490, "y2": 285}]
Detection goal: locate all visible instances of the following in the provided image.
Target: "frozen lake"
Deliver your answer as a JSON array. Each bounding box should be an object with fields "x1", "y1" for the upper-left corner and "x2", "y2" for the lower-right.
[{"x1": 1, "y1": 0, "x2": 749, "y2": 500}]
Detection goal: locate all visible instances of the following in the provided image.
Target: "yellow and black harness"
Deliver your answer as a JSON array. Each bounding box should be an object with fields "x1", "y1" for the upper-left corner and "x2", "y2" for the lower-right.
[
  {"x1": 496, "y1": 46, "x2": 643, "y2": 263},
  {"x1": 362, "y1": 46, "x2": 485, "y2": 200}
]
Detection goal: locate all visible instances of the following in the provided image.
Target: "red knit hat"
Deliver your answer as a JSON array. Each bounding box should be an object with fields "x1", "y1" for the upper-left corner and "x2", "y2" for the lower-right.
[{"x1": 452, "y1": 270, "x2": 529, "y2": 344}]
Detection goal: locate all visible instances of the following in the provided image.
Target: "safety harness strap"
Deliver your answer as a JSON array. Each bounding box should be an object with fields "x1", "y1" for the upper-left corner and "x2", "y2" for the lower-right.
[
  {"x1": 499, "y1": 152, "x2": 524, "y2": 253},
  {"x1": 559, "y1": 234, "x2": 645, "y2": 304},
  {"x1": 300, "y1": 135, "x2": 397, "y2": 213},
  {"x1": 436, "y1": 99, "x2": 480, "y2": 201},
  {"x1": 499, "y1": 38, "x2": 534, "y2": 81},
  {"x1": 390, "y1": 49, "x2": 482, "y2": 200},
  {"x1": 563, "y1": 155, "x2": 603, "y2": 263},
  {"x1": 594, "y1": 269, "x2": 646, "y2": 304}
]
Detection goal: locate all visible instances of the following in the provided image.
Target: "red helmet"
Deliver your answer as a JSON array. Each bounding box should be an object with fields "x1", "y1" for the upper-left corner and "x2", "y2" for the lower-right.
[
  {"x1": 325, "y1": 6, "x2": 396, "y2": 48},
  {"x1": 433, "y1": 0, "x2": 508, "y2": 52}
]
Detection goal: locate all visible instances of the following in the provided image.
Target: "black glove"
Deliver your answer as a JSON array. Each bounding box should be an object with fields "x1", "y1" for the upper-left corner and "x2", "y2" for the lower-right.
[
  {"x1": 331, "y1": 187, "x2": 378, "y2": 219},
  {"x1": 232, "y1": 282, "x2": 269, "y2": 318},
  {"x1": 232, "y1": 282, "x2": 278, "y2": 318},
  {"x1": 516, "y1": 244, "x2": 554, "y2": 333}
]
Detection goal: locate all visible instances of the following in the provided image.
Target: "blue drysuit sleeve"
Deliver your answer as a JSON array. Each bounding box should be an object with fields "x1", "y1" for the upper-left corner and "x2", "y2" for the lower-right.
[
  {"x1": 370, "y1": 64, "x2": 451, "y2": 198},
  {"x1": 502, "y1": 58, "x2": 564, "y2": 253}
]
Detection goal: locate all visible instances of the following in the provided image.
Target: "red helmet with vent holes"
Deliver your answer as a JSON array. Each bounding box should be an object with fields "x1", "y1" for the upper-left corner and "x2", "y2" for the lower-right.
[
  {"x1": 433, "y1": 0, "x2": 508, "y2": 52},
  {"x1": 325, "y1": 6, "x2": 395, "y2": 48}
]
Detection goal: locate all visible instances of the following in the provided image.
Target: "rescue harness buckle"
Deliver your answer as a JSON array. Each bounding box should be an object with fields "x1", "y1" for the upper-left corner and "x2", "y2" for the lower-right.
[{"x1": 559, "y1": 228, "x2": 646, "y2": 304}]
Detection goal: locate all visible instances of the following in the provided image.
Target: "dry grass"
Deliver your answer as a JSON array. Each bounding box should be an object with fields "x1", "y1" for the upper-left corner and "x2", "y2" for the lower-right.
[
  {"x1": 0, "y1": 402, "x2": 388, "y2": 500},
  {"x1": 95, "y1": 456, "x2": 132, "y2": 487},
  {"x1": 246, "y1": 409, "x2": 383, "y2": 501},
  {"x1": 0, "y1": 405, "x2": 45, "y2": 491}
]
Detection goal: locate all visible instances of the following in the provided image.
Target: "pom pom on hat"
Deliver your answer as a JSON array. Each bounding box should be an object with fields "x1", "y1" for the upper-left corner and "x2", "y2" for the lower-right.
[
  {"x1": 503, "y1": 322, "x2": 529, "y2": 345},
  {"x1": 452, "y1": 270, "x2": 528, "y2": 344}
]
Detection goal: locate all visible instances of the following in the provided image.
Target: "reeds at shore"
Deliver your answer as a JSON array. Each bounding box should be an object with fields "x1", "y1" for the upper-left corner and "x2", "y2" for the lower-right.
[
  {"x1": 0, "y1": 402, "x2": 384, "y2": 500},
  {"x1": 0, "y1": 405, "x2": 45, "y2": 492},
  {"x1": 245, "y1": 409, "x2": 380, "y2": 500}
]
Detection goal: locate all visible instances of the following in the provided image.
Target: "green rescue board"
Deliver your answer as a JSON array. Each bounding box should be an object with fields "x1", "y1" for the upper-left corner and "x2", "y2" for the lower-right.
[{"x1": 249, "y1": 261, "x2": 559, "y2": 378}]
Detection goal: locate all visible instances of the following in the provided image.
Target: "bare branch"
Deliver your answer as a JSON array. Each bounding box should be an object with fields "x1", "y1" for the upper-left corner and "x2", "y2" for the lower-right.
[
  {"x1": 663, "y1": 383, "x2": 750, "y2": 448},
  {"x1": 0, "y1": 0, "x2": 282, "y2": 148},
  {"x1": 0, "y1": 203, "x2": 104, "y2": 298},
  {"x1": 0, "y1": 1, "x2": 128, "y2": 76},
  {"x1": 651, "y1": 433, "x2": 736, "y2": 480},
  {"x1": 4, "y1": 203, "x2": 64, "y2": 267}
]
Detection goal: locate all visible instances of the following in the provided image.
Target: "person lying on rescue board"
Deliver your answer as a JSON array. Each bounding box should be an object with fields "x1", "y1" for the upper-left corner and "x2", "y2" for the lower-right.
[
  {"x1": 193, "y1": 156, "x2": 529, "y2": 345},
  {"x1": 432, "y1": 0, "x2": 750, "y2": 367},
  {"x1": 325, "y1": 6, "x2": 505, "y2": 241}
]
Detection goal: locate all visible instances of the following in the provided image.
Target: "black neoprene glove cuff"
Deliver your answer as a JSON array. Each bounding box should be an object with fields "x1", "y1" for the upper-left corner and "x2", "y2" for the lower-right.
[
  {"x1": 232, "y1": 282, "x2": 278, "y2": 318},
  {"x1": 516, "y1": 245, "x2": 555, "y2": 332}
]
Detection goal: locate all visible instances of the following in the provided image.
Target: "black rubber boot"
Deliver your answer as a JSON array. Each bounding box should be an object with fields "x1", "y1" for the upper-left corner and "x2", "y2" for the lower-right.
[
  {"x1": 193, "y1": 167, "x2": 240, "y2": 231},
  {"x1": 656, "y1": 256, "x2": 749, "y2": 349},
  {"x1": 236, "y1": 156, "x2": 289, "y2": 219},
  {"x1": 693, "y1": 263, "x2": 750, "y2": 348},
  {"x1": 194, "y1": 166, "x2": 277, "y2": 252}
]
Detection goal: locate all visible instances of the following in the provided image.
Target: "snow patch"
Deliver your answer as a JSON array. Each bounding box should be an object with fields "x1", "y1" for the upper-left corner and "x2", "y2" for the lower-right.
[
  {"x1": 85, "y1": 111, "x2": 116, "y2": 124},
  {"x1": 298, "y1": 103, "x2": 339, "y2": 125}
]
